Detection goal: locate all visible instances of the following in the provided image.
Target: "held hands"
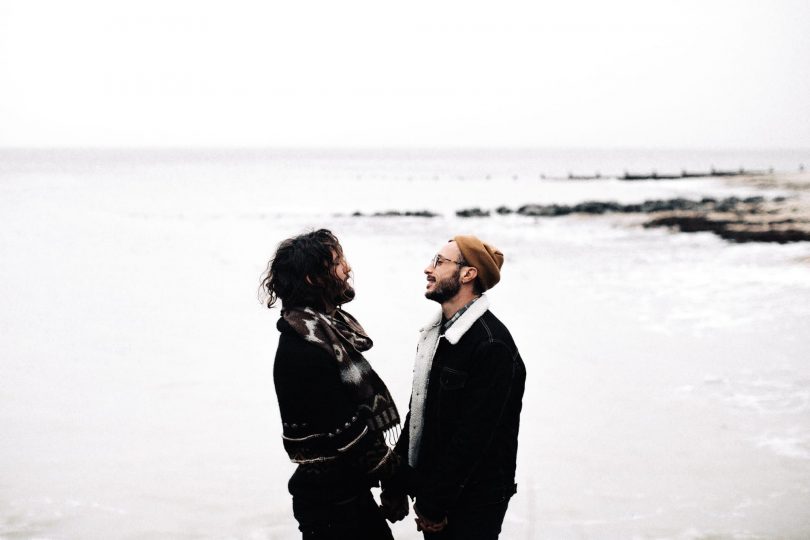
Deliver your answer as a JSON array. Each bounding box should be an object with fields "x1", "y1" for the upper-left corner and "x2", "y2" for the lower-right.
[
  {"x1": 414, "y1": 505, "x2": 448, "y2": 533},
  {"x1": 379, "y1": 490, "x2": 409, "y2": 523}
]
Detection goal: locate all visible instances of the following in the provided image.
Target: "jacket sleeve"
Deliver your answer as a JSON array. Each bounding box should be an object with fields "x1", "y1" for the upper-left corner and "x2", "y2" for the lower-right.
[
  {"x1": 393, "y1": 408, "x2": 410, "y2": 461},
  {"x1": 414, "y1": 341, "x2": 518, "y2": 521},
  {"x1": 381, "y1": 407, "x2": 417, "y2": 495}
]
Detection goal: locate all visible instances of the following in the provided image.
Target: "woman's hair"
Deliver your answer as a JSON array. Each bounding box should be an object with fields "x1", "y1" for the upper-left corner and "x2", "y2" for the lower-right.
[{"x1": 259, "y1": 229, "x2": 352, "y2": 310}]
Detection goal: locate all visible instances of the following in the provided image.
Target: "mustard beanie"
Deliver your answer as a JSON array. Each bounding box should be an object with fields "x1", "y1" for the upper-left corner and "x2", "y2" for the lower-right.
[{"x1": 452, "y1": 235, "x2": 504, "y2": 291}]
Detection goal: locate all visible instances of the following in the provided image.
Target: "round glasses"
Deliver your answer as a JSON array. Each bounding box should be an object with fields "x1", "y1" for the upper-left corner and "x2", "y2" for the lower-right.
[{"x1": 430, "y1": 254, "x2": 465, "y2": 269}]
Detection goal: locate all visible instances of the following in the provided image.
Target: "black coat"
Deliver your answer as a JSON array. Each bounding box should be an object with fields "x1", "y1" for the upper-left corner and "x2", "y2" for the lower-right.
[
  {"x1": 273, "y1": 317, "x2": 396, "y2": 502},
  {"x1": 393, "y1": 309, "x2": 526, "y2": 521}
]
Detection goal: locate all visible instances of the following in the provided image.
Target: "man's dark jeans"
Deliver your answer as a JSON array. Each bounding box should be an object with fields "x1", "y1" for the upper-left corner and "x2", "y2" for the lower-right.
[
  {"x1": 292, "y1": 490, "x2": 393, "y2": 540},
  {"x1": 423, "y1": 497, "x2": 511, "y2": 540}
]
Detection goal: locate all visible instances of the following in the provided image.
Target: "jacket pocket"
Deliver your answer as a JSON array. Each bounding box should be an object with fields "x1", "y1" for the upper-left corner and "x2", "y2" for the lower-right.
[{"x1": 439, "y1": 367, "x2": 468, "y2": 390}]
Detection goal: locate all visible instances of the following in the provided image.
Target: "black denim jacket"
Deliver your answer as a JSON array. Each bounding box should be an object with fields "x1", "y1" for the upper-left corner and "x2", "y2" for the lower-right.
[{"x1": 392, "y1": 309, "x2": 526, "y2": 522}]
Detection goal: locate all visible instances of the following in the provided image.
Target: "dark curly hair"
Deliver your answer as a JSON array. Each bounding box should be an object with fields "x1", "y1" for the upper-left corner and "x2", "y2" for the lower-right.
[{"x1": 259, "y1": 229, "x2": 354, "y2": 311}]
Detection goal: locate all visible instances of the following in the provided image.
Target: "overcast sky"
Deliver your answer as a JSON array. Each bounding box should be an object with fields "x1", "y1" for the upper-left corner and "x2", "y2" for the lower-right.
[{"x1": 1, "y1": 0, "x2": 808, "y2": 149}]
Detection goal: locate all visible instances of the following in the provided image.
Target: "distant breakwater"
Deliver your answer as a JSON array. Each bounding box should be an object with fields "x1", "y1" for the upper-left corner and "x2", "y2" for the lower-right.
[
  {"x1": 618, "y1": 167, "x2": 774, "y2": 181},
  {"x1": 498, "y1": 169, "x2": 777, "y2": 181},
  {"x1": 554, "y1": 166, "x2": 799, "y2": 181}
]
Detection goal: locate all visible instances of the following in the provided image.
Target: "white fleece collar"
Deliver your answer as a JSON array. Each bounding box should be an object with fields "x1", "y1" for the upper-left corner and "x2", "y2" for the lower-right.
[
  {"x1": 408, "y1": 293, "x2": 491, "y2": 467},
  {"x1": 419, "y1": 294, "x2": 490, "y2": 344}
]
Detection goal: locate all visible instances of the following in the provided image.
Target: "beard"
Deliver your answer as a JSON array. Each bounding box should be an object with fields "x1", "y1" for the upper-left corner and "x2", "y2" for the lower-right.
[
  {"x1": 335, "y1": 280, "x2": 355, "y2": 305},
  {"x1": 425, "y1": 268, "x2": 462, "y2": 303}
]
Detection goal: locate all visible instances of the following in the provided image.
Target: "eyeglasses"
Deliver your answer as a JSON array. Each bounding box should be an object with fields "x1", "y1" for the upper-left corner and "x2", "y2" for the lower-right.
[{"x1": 430, "y1": 254, "x2": 465, "y2": 269}]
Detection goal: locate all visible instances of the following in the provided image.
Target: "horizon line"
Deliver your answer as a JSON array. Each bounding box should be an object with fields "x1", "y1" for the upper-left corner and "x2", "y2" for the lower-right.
[{"x1": 1, "y1": 145, "x2": 809, "y2": 153}]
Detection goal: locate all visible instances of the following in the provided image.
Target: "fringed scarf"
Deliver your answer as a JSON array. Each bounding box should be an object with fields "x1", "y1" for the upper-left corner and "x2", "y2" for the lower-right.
[{"x1": 282, "y1": 307, "x2": 401, "y2": 445}]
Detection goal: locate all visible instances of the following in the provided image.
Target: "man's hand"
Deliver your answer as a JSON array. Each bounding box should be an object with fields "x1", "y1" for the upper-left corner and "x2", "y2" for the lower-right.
[
  {"x1": 379, "y1": 490, "x2": 409, "y2": 523},
  {"x1": 414, "y1": 505, "x2": 447, "y2": 533}
]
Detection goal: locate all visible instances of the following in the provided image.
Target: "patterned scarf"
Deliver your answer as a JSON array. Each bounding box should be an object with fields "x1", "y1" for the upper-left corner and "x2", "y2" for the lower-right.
[{"x1": 282, "y1": 307, "x2": 401, "y2": 438}]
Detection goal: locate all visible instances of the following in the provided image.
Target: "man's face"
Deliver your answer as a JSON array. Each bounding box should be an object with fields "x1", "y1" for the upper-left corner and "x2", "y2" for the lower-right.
[{"x1": 424, "y1": 241, "x2": 463, "y2": 303}]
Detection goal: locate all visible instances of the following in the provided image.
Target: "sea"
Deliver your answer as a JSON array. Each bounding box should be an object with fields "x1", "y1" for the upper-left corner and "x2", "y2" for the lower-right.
[{"x1": 1, "y1": 148, "x2": 809, "y2": 539}]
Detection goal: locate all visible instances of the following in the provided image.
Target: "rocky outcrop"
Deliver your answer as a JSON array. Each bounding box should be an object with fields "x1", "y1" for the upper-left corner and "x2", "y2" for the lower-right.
[
  {"x1": 485, "y1": 196, "x2": 772, "y2": 218},
  {"x1": 460, "y1": 195, "x2": 810, "y2": 243},
  {"x1": 644, "y1": 213, "x2": 810, "y2": 244},
  {"x1": 348, "y1": 173, "x2": 810, "y2": 244}
]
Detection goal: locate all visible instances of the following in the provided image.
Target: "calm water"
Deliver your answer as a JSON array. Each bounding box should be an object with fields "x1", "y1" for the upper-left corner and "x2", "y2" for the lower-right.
[{"x1": 1, "y1": 149, "x2": 809, "y2": 539}]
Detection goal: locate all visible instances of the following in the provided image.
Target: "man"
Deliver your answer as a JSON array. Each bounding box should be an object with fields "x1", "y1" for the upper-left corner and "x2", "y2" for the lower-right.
[
  {"x1": 260, "y1": 229, "x2": 402, "y2": 540},
  {"x1": 383, "y1": 235, "x2": 526, "y2": 539}
]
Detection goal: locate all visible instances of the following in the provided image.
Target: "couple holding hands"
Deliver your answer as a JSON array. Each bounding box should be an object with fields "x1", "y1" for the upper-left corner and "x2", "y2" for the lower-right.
[{"x1": 261, "y1": 230, "x2": 525, "y2": 540}]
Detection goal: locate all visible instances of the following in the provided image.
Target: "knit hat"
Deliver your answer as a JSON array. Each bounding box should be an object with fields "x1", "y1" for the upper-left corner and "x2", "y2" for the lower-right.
[{"x1": 452, "y1": 235, "x2": 504, "y2": 291}]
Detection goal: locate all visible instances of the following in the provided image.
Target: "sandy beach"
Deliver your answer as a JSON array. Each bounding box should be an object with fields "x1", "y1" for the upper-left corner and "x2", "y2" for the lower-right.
[{"x1": 1, "y1": 150, "x2": 809, "y2": 539}]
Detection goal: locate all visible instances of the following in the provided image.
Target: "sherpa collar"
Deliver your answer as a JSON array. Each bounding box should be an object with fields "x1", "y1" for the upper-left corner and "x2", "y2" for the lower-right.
[
  {"x1": 419, "y1": 294, "x2": 490, "y2": 345},
  {"x1": 408, "y1": 293, "x2": 491, "y2": 467}
]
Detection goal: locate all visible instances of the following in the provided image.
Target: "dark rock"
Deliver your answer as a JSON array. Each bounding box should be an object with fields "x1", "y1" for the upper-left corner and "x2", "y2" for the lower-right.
[
  {"x1": 517, "y1": 204, "x2": 543, "y2": 216},
  {"x1": 495, "y1": 206, "x2": 513, "y2": 215},
  {"x1": 645, "y1": 213, "x2": 810, "y2": 244},
  {"x1": 571, "y1": 201, "x2": 622, "y2": 214},
  {"x1": 718, "y1": 227, "x2": 810, "y2": 244},
  {"x1": 671, "y1": 198, "x2": 702, "y2": 211},
  {"x1": 714, "y1": 197, "x2": 743, "y2": 212},
  {"x1": 517, "y1": 204, "x2": 572, "y2": 217},
  {"x1": 640, "y1": 200, "x2": 673, "y2": 213},
  {"x1": 571, "y1": 202, "x2": 605, "y2": 214},
  {"x1": 645, "y1": 215, "x2": 730, "y2": 234},
  {"x1": 456, "y1": 208, "x2": 491, "y2": 218},
  {"x1": 371, "y1": 210, "x2": 438, "y2": 217}
]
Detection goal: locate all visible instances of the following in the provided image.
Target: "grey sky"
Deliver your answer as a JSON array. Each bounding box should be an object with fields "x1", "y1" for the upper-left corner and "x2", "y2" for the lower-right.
[{"x1": 1, "y1": 0, "x2": 808, "y2": 148}]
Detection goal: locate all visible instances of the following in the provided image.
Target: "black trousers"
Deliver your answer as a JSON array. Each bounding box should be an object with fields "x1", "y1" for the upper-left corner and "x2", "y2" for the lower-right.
[
  {"x1": 292, "y1": 490, "x2": 394, "y2": 540},
  {"x1": 423, "y1": 497, "x2": 511, "y2": 540}
]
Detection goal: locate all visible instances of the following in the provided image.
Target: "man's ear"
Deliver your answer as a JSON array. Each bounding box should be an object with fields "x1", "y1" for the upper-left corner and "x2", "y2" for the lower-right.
[{"x1": 461, "y1": 266, "x2": 478, "y2": 284}]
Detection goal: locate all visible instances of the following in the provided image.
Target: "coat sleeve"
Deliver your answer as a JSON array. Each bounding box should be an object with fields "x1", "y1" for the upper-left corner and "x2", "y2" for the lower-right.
[
  {"x1": 393, "y1": 408, "x2": 410, "y2": 460},
  {"x1": 381, "y1": 407, "x2": 418, "y2": 495},
  {"x1": 413, "y1": 341, "x2": 518, "y2": 521}
]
